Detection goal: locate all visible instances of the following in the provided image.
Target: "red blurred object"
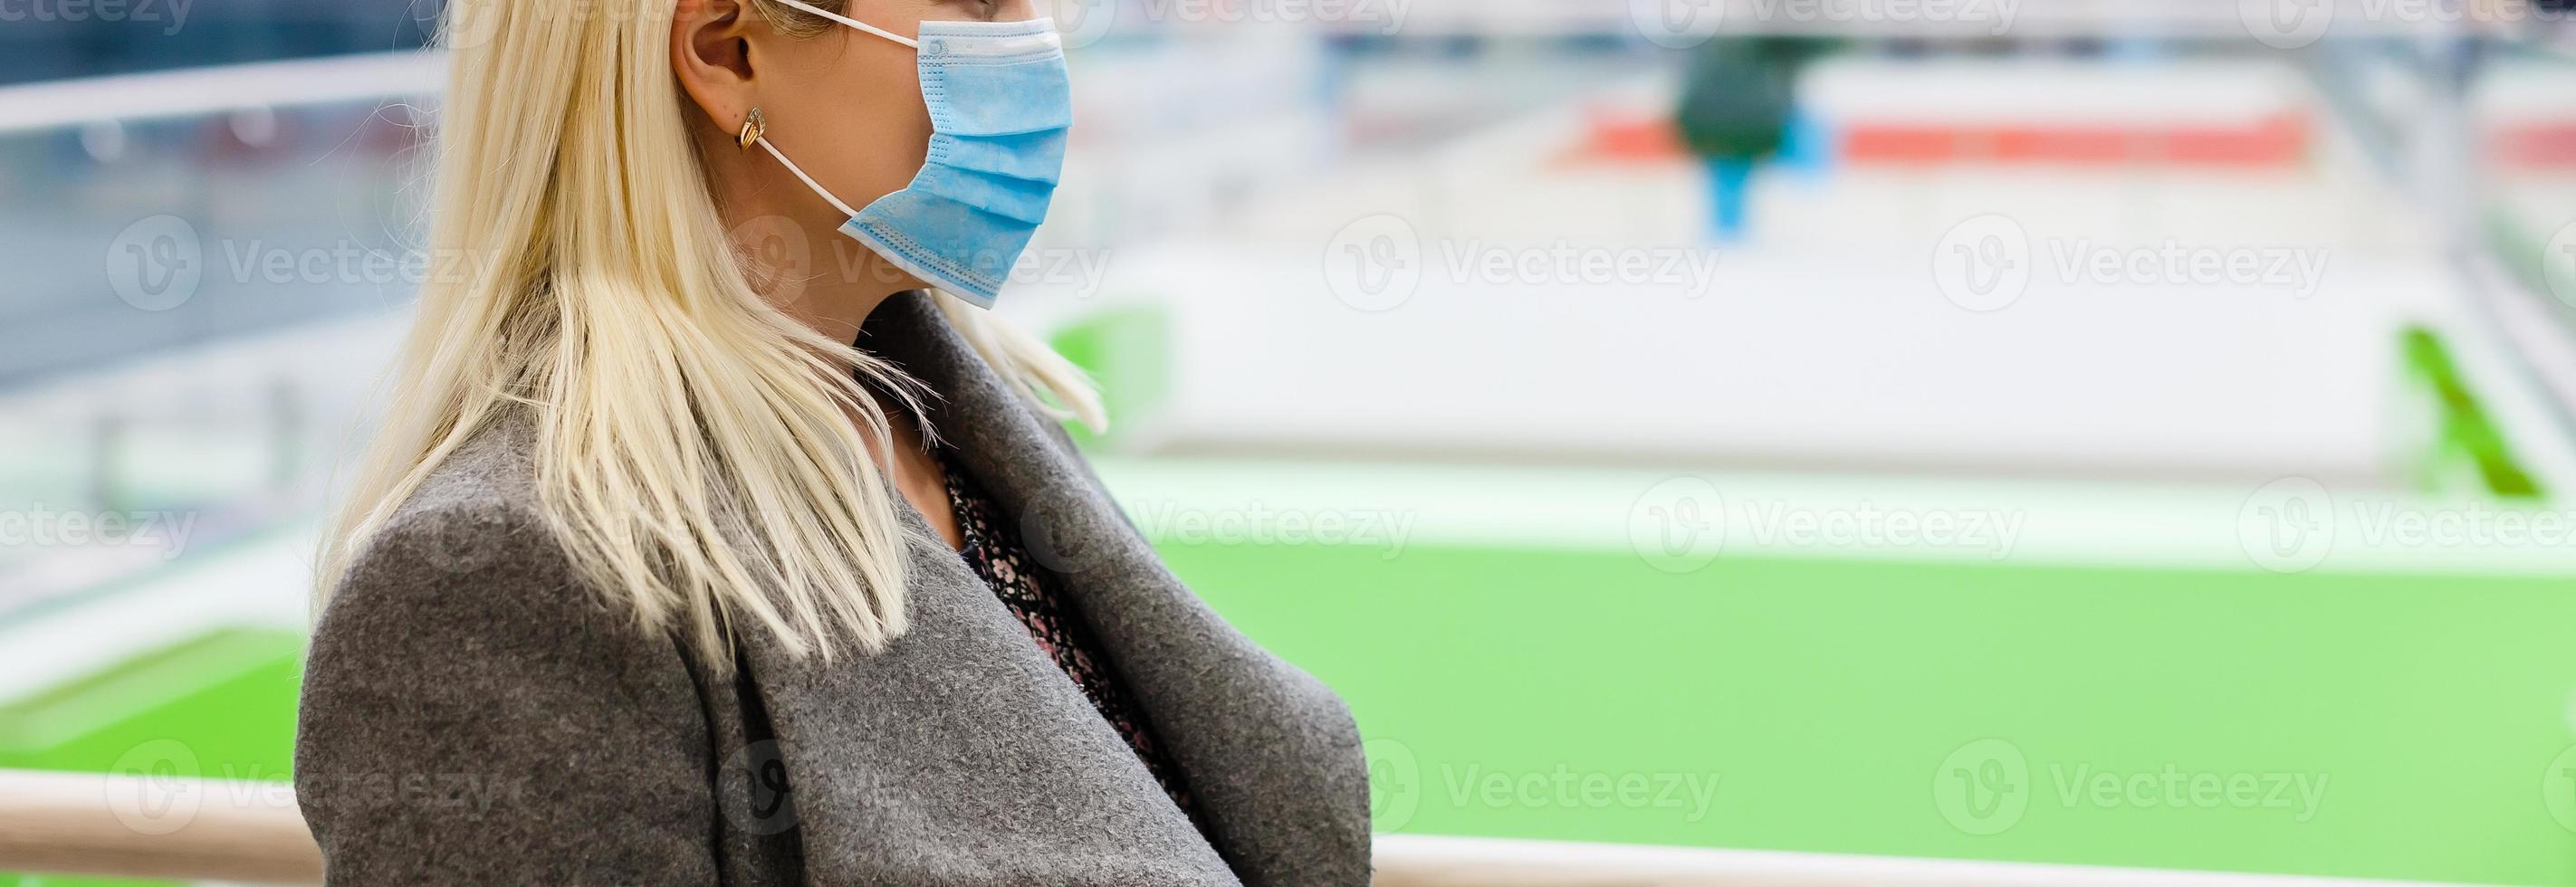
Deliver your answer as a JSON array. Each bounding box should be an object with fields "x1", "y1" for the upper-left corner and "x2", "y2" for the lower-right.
[
  {"x1": 2492, "y1": 123, "x2": 2576, "y2": 168},
  {"x1": 1563, "y1": 110, "x2": 2312, "y2": 168}
]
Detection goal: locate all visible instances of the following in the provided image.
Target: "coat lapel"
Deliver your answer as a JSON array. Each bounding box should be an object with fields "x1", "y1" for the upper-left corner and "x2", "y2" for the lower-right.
[
  {"x1": 861, "y1": 291, "x2": 1372, "y2": 887},
  {"x1": 734, "y1": 490, "x2": 1240, "y2": 885}
]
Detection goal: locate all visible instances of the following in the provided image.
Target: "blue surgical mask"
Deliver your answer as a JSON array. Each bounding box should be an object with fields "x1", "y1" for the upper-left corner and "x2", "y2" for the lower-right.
[{"x1": 756, "y1": 0, "x2": 1070, "y2": 308}]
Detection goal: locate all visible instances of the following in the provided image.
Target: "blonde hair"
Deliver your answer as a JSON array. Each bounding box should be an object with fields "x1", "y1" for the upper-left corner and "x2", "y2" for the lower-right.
[{"x1": 316, "y1": 0, "x2": 1105, "y2": 666}]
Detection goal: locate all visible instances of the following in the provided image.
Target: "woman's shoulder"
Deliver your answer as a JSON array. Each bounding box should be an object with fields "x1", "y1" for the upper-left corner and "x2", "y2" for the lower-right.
[
  {"x1": 318, "y1": 416, "x2": 627, "y2": 646},
  {"x1": 379, "y1": 415, "x2": 544, "y2": 544},
  {"x1": 296, "y1": 425, "x2": 717, "y2": 876}
]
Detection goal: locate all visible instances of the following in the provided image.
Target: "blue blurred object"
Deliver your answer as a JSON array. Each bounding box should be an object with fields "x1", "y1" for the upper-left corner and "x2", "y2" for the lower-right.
[
  {"x1": 1700, "y1": 156, "x2": 1752, "y2": 243},
  {"x1": 0, "y1": 0, "x2": 437, "y2": 86},
  {"x1": 1779, "y1": 110, "x2": 1836, "y2": 179}
]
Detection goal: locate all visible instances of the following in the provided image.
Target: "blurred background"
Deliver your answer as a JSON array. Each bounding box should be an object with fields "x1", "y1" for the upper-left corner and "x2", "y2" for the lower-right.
[{"x1": 7, "y1": 0, "x2": 2576, "y2": 882}]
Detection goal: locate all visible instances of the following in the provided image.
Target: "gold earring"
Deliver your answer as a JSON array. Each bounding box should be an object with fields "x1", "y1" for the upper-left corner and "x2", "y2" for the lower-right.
[{"x1": 737, "y1": 107, "x2": 767, "y2": 151}]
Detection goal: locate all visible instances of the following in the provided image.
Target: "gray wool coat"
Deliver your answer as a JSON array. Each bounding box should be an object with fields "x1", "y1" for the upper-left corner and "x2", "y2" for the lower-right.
[{"x1": 293, "y1": 291, "x2": 1373, "y2": 886}]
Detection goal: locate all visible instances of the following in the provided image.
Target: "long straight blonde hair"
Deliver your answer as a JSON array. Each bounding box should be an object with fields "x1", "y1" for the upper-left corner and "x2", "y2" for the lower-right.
[{"x1": 316, "y1": 0, "x2": 1103, "y2": 666}]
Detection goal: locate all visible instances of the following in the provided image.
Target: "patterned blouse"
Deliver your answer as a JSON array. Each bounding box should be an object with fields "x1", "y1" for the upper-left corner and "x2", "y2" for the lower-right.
[{"x1": 935, "y1": 451, "x2": 1202, "y2": 824}]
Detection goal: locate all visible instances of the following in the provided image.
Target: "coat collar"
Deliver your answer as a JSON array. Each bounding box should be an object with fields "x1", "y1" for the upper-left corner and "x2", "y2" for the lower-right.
[{"x1": 752, "y1": 291, "x2": 1371, "y2": 886}]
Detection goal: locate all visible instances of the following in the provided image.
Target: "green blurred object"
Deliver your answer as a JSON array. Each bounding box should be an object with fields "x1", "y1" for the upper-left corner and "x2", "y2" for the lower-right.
[
  {"x1": 1672, "y1": 37, "x2": 1835, "y2": 162},
  {"x1": 2401, "y1": 325, "x2": 2543, "y2": 499},
  {"x1": 1047, "y1": 304, "x2": 1173, "y2": 448},
  {"x1": 0, "y1": 627, "x2": 304, "y2": 887}
]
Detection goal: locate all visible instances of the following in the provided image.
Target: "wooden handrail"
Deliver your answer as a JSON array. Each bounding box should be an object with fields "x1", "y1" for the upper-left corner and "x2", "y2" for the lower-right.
[
  {"x1": 0, "y1": 769, "x2": 2466, "y2": 886},
  {"x1": 0, "y1": 768, "x2": 321, "y2": 884}
]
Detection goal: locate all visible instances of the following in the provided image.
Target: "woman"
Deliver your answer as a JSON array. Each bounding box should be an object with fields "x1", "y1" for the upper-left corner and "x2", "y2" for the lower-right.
[{"x1": 291, "y1": 0, "x2": 1370, "y2": 882}]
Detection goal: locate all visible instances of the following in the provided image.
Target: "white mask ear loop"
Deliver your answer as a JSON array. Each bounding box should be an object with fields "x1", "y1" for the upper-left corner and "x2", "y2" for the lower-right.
[
  {"x1": 761, "y1": 0, "x2": 921, "y2": 48},
  {"x1": 752, "y1": 134, "x2": 860, "y2": 218}
]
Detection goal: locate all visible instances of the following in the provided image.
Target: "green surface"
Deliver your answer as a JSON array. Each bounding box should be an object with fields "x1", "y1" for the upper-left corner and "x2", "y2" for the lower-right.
[
  {"x1": 1, "y1": 627, "x2": 304, "y2": 887},
  {"x1": 1168, "y1": 538, "x2": 2576, "y2": 885},
  {"x1": 14, "y1": 522, "x2": 2576, "y2": 884},
  {"x1": 0, "y1": 627, "x2": 302, "y2": 775}
]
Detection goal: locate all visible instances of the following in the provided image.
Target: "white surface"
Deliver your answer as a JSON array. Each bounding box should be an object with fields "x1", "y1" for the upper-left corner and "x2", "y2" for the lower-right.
[
  {"x1": 1088, "y1": 245, "x2": 2446, "y2": 487},
  {"x1": 1387, "y1": 0, "x2": 2440, "y2": 38},
  {"x1": 1804, "y1": 57, "x2": 2311, "y2": 127},
  {"x1": 1041, "y1": 61, "x2": 2465, "y2": 486},
  {"x1": 0, "y1": 52, "x2": 443, "y2": 136},
  {"x1": 1093, "y1": 453, "x2": 2576, "y2": 574},
  {"x1": 0, "y1": 527, "x2": 311, "y2": 708}
]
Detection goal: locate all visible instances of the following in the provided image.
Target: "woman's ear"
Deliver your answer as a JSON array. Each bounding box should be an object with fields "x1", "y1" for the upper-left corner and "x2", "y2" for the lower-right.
[{"x1": 673, "y1": 0, "x2": 758, "y2": 135}]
